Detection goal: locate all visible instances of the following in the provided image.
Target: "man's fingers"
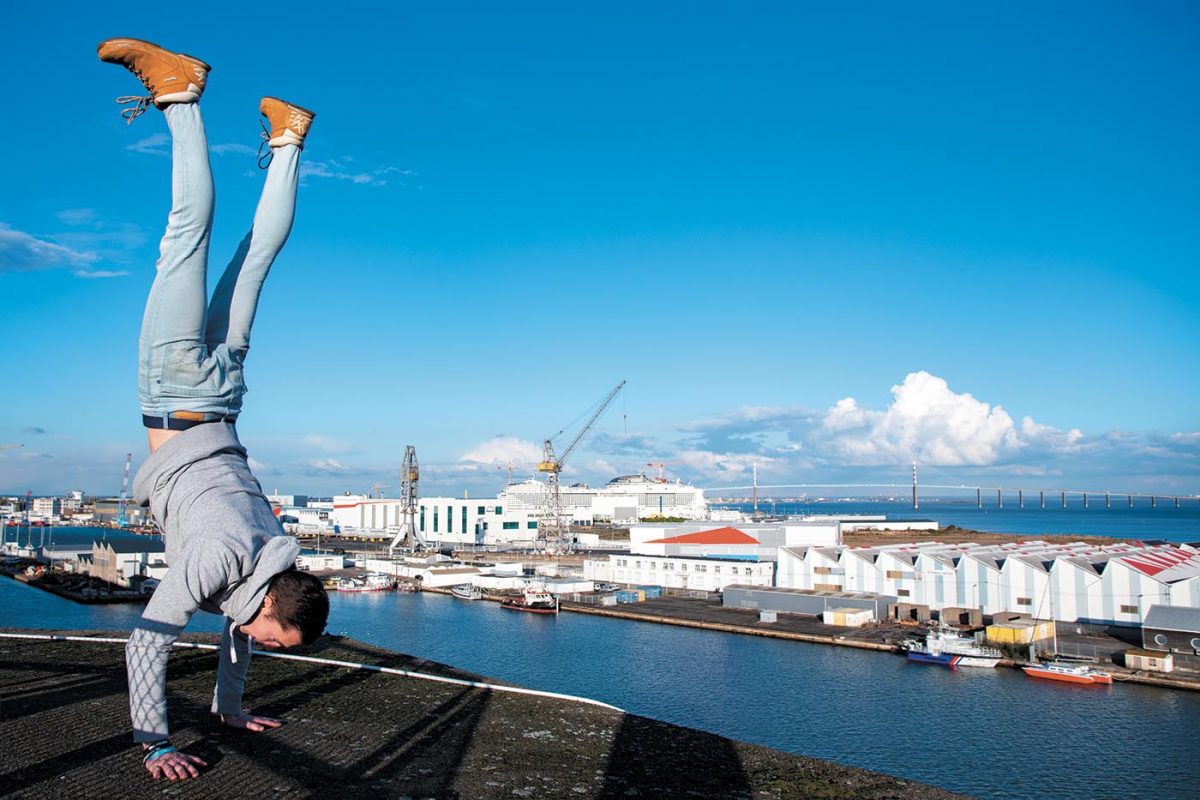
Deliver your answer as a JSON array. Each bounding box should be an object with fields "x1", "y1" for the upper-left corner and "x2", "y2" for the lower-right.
[
  {"x1": 246, "y1": 722, "x2": 263, "y2": 732},
  {"x1": 254, "y1": 716, "x2": 283, "y2": 728},
  {"x1": 186, "y1": 754, "x2": 209, "y2": 767}
]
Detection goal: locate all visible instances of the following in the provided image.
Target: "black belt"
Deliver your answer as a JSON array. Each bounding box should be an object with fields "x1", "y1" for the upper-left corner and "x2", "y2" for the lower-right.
[{"x1": 142, "y1": 413, "x2": 237, "y2": 431}]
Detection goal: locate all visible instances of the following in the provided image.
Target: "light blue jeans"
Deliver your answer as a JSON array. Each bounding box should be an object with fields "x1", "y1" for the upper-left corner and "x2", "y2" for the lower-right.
[{"x1": 139, "y1": 102, "x2": 300, "y2": 424}]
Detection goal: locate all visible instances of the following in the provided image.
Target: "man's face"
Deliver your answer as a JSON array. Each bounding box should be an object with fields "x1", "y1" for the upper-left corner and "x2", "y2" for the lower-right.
[{"x1": 238, "y1": 593, "x2": 303, "y2": 649}]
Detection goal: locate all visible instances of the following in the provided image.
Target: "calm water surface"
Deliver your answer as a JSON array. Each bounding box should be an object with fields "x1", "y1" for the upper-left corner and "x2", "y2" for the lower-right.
[{"x1": 3, "y1": 578, "x2": 1197, "y2": 800}]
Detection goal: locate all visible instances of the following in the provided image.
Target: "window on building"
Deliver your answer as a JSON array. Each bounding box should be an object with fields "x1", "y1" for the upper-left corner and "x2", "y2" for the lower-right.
[
  {"x1": 433, "y1": 508, "x2": 439, "y2": 533},
  {"x1": 714, "y1": 566, "x2": 721, "y2": 574},
  {"x1": 886, "y1": 570, "x2": 902, "y2": 579},
  {"x1": 447, "y1": 506, "x2": 453, "y2": 534},
  {"x1": 502, "y1": 521, "x2": 519, "y2": 530},
  {"x1": 419, "y1": 506, "x2": 425, "y2": 531},
  {"x1": 494, "y1": 506, "x2": 502, "y2": 514},
  {"x1": 897, "y1": 589, "x2": 911, "y2": 597},
  {"x1": 477, "y1": 506, "x2": 486, "y2": 515},
  {"x1": 649, "y1": 562, "x2": 656, "y2": 569},
  {"x1": 1017, "y1": 597, "x2": 1032, "y2": 606},
  {"x1": 814, "y1": 566, "x2": 832, "y2": 575},
  {"x1": 635, "y1": 561, "x2": 641, "y2": 569},
  {"x1": 1191, "y1": 638, "x2": 1200, "y2": 650},
  {"x1": 744, "y1": 567, "x2": 752, "y2": 575},
  {"x1": 680, "y1": 564, "x2": 687, "y2": 572},
  {"x1": 1120, "y1": 605, "x2": 1138, "y2": 614},
  {"x1": 1154, "y1": 633, "x2": 1168, "y2": 646},
  {"x1": 527, "y1": 521, "x2": 537, "y2": 529}
]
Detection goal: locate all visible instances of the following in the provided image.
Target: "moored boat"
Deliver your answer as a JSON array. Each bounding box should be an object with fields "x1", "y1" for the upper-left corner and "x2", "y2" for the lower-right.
[
  {"x1": 335, "y1": 573, "x2": 395, "y2": 593},
  {"x1": 903, "y1": 622, "x2": 1003, "y2": 668},
  {"x1": 501, "y1": 587, "x2": 559, "y2": 614},
  {"x1": 450, "y1": 583, "x2": 482, "y2": 601},
  {"x1": 1022, "y1": 661, "x2": 1113, "y2": 685}
]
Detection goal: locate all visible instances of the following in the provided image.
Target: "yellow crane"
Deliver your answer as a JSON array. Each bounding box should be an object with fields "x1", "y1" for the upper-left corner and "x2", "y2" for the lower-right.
[{"x1": 538, "y1": 380, "x2": 626, "y2": 552}]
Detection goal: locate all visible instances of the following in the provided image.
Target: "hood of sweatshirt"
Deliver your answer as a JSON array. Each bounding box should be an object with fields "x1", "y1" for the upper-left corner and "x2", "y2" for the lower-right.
[{"x1": 224, "y1": 533, "x2": 302, "y2": 624}]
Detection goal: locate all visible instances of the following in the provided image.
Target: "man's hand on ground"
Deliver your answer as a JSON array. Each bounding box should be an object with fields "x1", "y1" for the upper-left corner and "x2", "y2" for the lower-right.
[
  {"x1": 219, "y1": 712, "x2": 283, "y2": 732},
  {"x1": 144, "y1": 750, "x2": 207, "y2": 781}
]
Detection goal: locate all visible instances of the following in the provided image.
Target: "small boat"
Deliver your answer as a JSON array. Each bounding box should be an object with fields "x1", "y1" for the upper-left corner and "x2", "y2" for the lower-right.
[
  {"x1": 501, "y1": 587, "x2": 559, "y2": 614},
  {"x1": 450, "y1": 583, "x2": 482, "y2": 601},
  {"x1": 335, "y1": 573, "x2": 395, "y2": 593},
  {"x1": 903, "y1": 622, "x2": 1003, "y2": 668},
  {"x1": 395, "y1": 581, "x2": 419, "y2": 593},
  {"x1": 1023, "y1": 661, "x2": 1113, "y2": 685}
]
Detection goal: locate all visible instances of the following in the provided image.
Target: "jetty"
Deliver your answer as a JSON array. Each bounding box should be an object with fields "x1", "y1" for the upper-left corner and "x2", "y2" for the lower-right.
[{"x1": 0, "y1": 628, "x2": 965, "y2": 799}]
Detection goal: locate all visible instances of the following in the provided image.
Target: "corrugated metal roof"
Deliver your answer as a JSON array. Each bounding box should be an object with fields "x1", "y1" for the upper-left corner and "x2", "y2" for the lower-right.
[{"x1": 1143, "y1": 605, "x2": 1200, "y2": 633}]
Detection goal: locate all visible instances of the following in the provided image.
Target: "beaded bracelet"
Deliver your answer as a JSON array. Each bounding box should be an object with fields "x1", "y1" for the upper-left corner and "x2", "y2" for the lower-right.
[{"x1": 142, "y1": 740, "x2": 177, "y2": 764}]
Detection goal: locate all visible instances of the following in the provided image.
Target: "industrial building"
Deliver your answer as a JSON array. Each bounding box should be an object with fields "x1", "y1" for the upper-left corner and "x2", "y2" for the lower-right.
[
  {"x1": 583, "y1": 522, "x2": 842, "y2": 592},
  {"x1": 774, "y1": 539, "x2": 1200, "y2": 625}
]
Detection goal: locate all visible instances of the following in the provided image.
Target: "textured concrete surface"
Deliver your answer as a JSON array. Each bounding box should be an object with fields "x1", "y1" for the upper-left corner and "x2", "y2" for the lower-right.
[{"x1": 0, "y1": 629, "x2": 967, "y2": 799}]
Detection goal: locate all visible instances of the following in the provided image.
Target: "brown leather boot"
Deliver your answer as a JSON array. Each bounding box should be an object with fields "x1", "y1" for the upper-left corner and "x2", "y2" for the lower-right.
[
  {"x1": 97, "y1": 38, "x2": 210, "y2": 122},
  {"x1": 260, "y1": 97, "x2": 316, "y2": 149}
]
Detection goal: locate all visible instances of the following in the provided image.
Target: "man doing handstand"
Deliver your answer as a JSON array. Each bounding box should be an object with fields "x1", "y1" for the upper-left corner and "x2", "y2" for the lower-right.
[{"x1": 97, "y1": 38, "x2": 330, "y2": 781}]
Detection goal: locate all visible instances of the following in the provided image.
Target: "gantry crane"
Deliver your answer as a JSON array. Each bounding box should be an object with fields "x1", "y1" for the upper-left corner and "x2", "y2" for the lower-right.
[
  {"x1": 538, "y1": 380, "x2": 626, "y2": 552},
  {"x1": 389, "y1": 445, "x2": 426, "y2": 553}
]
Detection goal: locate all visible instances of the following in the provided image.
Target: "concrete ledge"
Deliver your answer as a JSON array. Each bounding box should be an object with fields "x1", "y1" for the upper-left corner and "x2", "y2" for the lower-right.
[{"x1": 0, "y1": 628, "x2": 965, "y2": 799}]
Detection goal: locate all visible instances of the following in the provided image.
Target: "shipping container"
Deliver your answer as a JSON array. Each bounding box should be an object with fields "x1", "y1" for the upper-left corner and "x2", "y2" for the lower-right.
[
  {"x1": 636, "y1": 585, "x2": 663, "y2": 599},
  {"x1": 985, "y1": 619, "x2": 1055, "y2": 645},
  {"x1": 822, "y1": 607, "x2": 874, "y2": 627}
]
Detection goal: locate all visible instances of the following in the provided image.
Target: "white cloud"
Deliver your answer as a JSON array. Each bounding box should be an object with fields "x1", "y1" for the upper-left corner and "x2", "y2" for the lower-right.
[
  {"x1": 818, "y1": 371, "x2": 1020, "y2": 466},
  {"x1": 302, "y1": 458, "x2": 359, "y2": 476},
  {"x1": 0, "y1": 223, "x2": 96, "y2": 272},
  {"x1": 676, "y1": 450, "x2": 768, "y2": 481},
  {"x1": 461, "y1": 436, "x2": 542, "y2": 466},
  {"x1": 73, "y1": 269, "x2": 130, "y2": 279},
  {"x1": 211, "y1": 143, "x2": 257, "y2": 156},
  {"x1": 300, "y1": 159, "x2": 414, "y2": 187},
  {"x1": 127, "y1": 133, "x2": 170, "y2": 157},
  {"x1": 57, "y1": 209, "x2": 97, "y2": 226}
]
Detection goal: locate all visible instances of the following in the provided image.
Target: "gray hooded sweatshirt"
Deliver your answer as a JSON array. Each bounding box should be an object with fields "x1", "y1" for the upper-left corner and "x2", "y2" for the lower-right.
[{"x1": 127, "y1": 422, "x2": 300, "y2": 742}]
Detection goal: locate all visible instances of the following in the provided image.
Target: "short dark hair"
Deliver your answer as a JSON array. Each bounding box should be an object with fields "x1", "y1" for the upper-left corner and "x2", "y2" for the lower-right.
[{"x1": 266, "y1": 569, "x2": 329, "y2": 645}]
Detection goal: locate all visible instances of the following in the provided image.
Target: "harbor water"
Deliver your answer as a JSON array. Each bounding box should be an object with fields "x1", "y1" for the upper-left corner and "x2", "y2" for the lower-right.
[{"x1": 2, "y1": 576, "x2": 1197, "y2": 799}]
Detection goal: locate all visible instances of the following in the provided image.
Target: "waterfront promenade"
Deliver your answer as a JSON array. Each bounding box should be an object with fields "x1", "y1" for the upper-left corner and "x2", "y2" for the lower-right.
[{"x1": 0, "y1": 630, "x2": 964, "y2": 799}]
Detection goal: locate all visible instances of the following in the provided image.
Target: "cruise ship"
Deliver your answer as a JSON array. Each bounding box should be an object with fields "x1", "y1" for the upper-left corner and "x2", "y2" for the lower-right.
[{"x1": 322, "y1": 473, "x2": 710, "y2": 547}]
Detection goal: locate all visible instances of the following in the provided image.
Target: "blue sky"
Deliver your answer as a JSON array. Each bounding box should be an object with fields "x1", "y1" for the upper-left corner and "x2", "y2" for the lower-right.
[{"x1": 2, "y1": 1, "x2": 1198, "y2": 499}]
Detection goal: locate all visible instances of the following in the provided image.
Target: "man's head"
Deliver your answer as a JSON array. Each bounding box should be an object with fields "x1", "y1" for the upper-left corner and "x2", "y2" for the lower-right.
[{"x1": 239, "y1": 569, "x2": 329, "y2": 649}]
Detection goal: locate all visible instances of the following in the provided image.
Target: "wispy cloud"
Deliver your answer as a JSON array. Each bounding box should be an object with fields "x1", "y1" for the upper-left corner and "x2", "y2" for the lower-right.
[
  {"x1": 0, "y1": 223, "x2": 96, "y2": 272},
  {"x1": 301, "y1": 458, "x2": 363, "y2": 476},
  {"x1": 73, "y1": 268, "x2": 131, "y2": 279},
  {"x1": 211, "y1": 142, "x2": 257, "y2": 156},
  {"x1": 300, "y1": 159, "x2": 414, "y2": 187},
  {"x1": 57, "y1": 208, "x2": 98, "y2": 226},
  {"x1": 22, "y1": 427, "x2": 46, "y2": 435},
  {"x1": 127, "y1": 133, "x2": 170, "y2": 157}
]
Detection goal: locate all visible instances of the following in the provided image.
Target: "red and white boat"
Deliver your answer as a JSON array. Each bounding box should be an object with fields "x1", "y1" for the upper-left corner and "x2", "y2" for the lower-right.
[
  {"x1": 501, "y1": 588, "x2": 559, "y2": 614},
  {"x1": 1022, "y1": 660, "x2": 1113, "y2": 685}
]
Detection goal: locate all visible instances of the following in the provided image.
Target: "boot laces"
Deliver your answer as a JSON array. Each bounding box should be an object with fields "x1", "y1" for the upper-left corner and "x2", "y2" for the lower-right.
[
  {"x1": 257, "y1": 120, "x2": 273, "y2": 169},
  {"x1": 116, "y1": 95, "x2": 154, "y2": 125}
]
